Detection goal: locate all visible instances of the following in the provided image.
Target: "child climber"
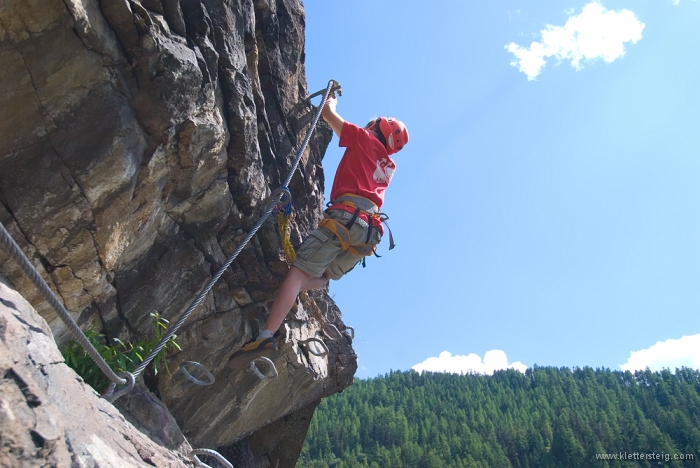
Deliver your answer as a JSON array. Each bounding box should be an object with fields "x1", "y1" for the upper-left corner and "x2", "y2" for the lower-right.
[{"x1": 230, "y1": 93, "x2": 408, "y2": 359}]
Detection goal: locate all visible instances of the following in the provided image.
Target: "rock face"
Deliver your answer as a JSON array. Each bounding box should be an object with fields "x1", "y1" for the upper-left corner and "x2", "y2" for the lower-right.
[
  {"x1": 0, "y1": 0, "x2": 357, "y2": 466},
  {"x1": 0, "y1": 280, "x2": 192, "y2": 467}
]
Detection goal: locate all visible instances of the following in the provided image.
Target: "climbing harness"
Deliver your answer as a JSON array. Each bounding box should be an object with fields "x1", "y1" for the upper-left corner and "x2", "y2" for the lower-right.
[
  {"x1": 317, "y1": 218, "x2": 376, "y2": 256},
  {"x1": 319, "y1": 194, "x2": 396, "y2": 267},
  {"x1": 178, "y1": 361, "x2": 216, "y2": 386},
  {"x1": 0, "y1": 79, "x2": 341, "y2": 468}
]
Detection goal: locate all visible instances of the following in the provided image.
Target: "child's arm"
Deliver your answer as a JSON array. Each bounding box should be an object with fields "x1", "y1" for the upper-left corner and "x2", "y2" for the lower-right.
[{"x1": 321, "y1": 95, "x2": 344, "y2": 138}]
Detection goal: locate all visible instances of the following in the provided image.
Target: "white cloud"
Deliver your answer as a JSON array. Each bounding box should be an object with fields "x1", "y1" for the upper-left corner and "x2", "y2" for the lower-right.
[
  {"x1": 412, "y1": 350, "x2": 528, "y2": 375},
  {"x1": 506, "y1": 2, "x2": 645, "y2": 81},
  {"x1": 619, "y1": 334, "x2": 700, "y2": 372}
]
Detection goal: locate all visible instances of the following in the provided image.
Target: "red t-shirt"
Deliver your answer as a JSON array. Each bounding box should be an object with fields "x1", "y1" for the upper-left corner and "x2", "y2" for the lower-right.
[{"x1": 330, "y1": 121, "x2": 396, "y2": 209}]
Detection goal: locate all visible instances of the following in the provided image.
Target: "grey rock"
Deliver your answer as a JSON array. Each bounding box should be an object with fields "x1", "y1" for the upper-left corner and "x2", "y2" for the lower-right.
[
  {"x1": 1, "y1": 0, "x2": 356, "y2": 465},
  {"x1": 0, "y1": 280, "x2": 191, "y2": 467}
]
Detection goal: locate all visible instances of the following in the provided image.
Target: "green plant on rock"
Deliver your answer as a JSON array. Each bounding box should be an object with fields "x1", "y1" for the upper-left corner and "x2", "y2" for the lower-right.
[{"x1": 61, "y1": 312, "x2": 181, "y2": 394}]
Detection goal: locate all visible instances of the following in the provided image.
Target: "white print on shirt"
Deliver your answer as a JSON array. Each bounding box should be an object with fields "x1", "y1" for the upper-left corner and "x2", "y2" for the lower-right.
[{"x1": 373, "y1": 158, "x2": 395, "y2": 183}]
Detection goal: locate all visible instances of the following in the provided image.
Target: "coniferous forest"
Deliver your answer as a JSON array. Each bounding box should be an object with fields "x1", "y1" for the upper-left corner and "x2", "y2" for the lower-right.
[{"x1": 298, "y1": 367, "x2": 700, "y2": 468}]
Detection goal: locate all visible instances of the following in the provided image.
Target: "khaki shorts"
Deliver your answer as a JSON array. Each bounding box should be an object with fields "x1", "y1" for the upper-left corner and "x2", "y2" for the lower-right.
[{"x1": 293, "y1": 209, "x2": 382, "y2": 281}]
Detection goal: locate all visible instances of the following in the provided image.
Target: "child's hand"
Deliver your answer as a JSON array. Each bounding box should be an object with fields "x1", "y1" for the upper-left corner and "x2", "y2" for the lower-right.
[
  {"x1": 321, "y1": 94, "x2": 344, "y2": 138},
  {"x1": 324, "y1": 94, "x2": 338, "y2": 113}
]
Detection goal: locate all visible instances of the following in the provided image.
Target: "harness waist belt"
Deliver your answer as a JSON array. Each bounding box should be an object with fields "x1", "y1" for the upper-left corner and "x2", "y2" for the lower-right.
[
  {"x1": 327, "y1": 195, "x2": 382, "y2": 232},
  {"x1": 325, "y1": 193, "x2": 395, "y2": 251},
  {"x1": 333, "y1": 194, "x2": 379, "y2": 214},
  {"x1": 325, "y1": 206, "x2": 382, "y2": 231}
]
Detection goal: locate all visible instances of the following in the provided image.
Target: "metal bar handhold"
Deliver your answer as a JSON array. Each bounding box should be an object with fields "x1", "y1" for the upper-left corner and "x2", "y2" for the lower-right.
[
  {"x1": 249, "y1": 357, "x2": 278, "y2": 380},
  {"x1": 322, "y1": 323, "x2": 343, "y2": 341},
  {"x1": 190, "y1": 448, "x2": 233, "y2": 468},
  {"x1": 345, "y1": 326, "x2": 355, "y2": 340},
  {"x1": 179, "y1": 361, "x2": 215, "y2": 386},
  {"x1": 305, "y1": 81, "x2": 342, "y2": 102},
  {"x1": 299, "y1": 337, "x2": 329, "y2": 357}
]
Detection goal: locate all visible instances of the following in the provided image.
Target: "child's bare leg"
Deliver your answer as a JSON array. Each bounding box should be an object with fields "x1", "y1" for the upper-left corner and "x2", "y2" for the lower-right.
[
  {"x1": 300, "y1": 271, "x2": 329, "y2": 291},
  {"x1": 262, "y1": 266, "x2": 312, "y2": 333}
]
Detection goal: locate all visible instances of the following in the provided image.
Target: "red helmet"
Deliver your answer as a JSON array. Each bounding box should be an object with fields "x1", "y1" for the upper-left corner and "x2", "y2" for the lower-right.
[{"x1": 378, "y1": 117, "x2": 409, "y2": 155}]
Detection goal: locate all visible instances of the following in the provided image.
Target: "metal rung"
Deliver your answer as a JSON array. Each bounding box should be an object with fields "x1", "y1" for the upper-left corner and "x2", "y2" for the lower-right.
[
  {"x1": 322, "y1": 323, "x2": 343, "y2": 341},
  {"x1": 179, "y1": 361, "x2": 215, "y2": 386},
  {"x1": 190, "y1": 448, "x2": 233, "y2": 468},
  {"x1": 299, "y1": 337, "x2": 329, "y2": 357},
  {"x1": 345, "y1": 326, "x2": 355, "y2": 340},
  {"x1": 250, "y1": 357, "x2": 278, "y2": 380}
]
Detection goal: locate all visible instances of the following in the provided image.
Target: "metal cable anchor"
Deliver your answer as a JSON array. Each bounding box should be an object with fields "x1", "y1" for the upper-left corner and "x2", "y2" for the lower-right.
[
  {"x1": 268, "y1": 186, "x2": 292, "y2": 211},
  {"x1": 102, "y1": 372, "x2": 136, "y2": 402}
]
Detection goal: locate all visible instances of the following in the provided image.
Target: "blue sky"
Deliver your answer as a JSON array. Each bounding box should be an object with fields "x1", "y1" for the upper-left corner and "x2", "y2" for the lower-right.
[{"x1": 302, "y1": 1, "x2": 700, "y2": 378}]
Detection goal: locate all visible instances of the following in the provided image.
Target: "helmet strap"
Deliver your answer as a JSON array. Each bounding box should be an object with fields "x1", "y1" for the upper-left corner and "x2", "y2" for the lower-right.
[{"x1": 373, "y1": 118, "x2": 387, "y2": 148}]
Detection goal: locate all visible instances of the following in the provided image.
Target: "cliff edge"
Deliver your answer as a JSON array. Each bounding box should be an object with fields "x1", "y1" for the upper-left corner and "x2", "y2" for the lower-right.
[{"x1": 0, "y1": 0, "x2": 356, "y2": 466}]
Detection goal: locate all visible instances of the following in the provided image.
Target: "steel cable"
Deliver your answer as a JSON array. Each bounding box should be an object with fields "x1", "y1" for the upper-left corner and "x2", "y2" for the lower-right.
[
  {"x1": 0, "y1": 221, "x2": 129, "y2": 388},
  {"x1": 1, "y1": 79, "x2": 336, "y2": 403},
  {"x1": 1, "y1": 79, "x2": 337, "y2": 468},
  {"x1": 129, "y1": 79, "x2": 337, "y2": 380}
]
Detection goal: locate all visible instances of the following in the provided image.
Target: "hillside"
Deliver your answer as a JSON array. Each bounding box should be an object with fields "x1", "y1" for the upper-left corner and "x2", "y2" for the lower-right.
[{"x1": 300, "y1": 367, "x2": 700, "y2": 467}]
